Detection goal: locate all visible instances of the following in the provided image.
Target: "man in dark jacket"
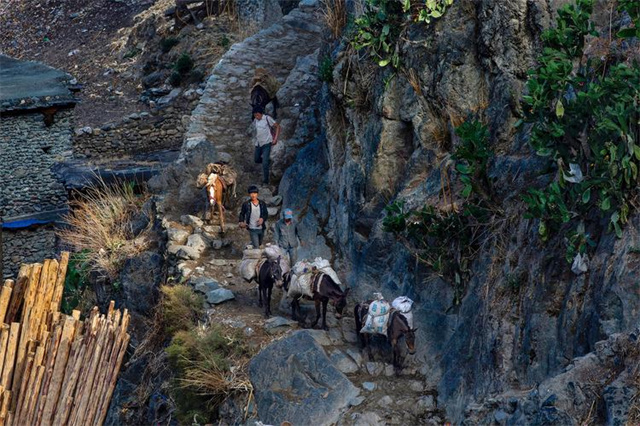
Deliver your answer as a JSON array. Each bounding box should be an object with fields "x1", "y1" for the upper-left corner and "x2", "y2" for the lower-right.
[{"x1": 239, "y1": 185, "x2": 268, "y2": 248}]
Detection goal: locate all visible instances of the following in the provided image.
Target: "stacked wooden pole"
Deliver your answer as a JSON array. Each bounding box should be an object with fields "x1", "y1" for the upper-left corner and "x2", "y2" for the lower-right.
[{"x1": 0, "y1": 252, "x2": 131, "y2": 426}]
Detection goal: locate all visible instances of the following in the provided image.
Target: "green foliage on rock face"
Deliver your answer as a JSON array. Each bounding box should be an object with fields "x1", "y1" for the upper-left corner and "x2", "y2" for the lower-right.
[
  {"x1": 521, "y1": 0, "x2": 640, "y2": 257},
  {"x1": 351, "y1": 0, "x2": 454, "y2": 68},
  {"x1": 452, "y1": 119, "x2": 493, "y2": 199},
  {"x1": 62, "y1": 251, "x2": 91, "y2": 315},
  {"x1": 174, "y1": 52, "x2": 194, "y2": 74},
  {"x1": 383, "y1": 119, "x2": 493, "y2": 301},
  {"x1": 404, "y1": 0, "x2": 454, "y2": 24},
  {"x1": 319, "y1": 55, "x2": 334, "y2": 82},
  {"x1": 160, "y1": 37, "x2": 180, "y2": 53}
]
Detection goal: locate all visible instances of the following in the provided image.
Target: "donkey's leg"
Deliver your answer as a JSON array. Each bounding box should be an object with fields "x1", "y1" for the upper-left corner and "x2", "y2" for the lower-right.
[
  {"x1": 258, "y1": 284, "x2": 263, "y2": 308},
  {"x1": 321, "y1": 298, "x2": 329, "y2": 330},
  {"x1": 312, "y1": 299, "x2": 321, "y2": 328},
  {"x1": 265, "y1": 285, "x2": 272, "y2": 317},
  {"x1": 218, "y1": 201, "x2": 225, "y2": 235},
  {"x1": 291, "y1": 298, "x2": 298, "y2": 321}
]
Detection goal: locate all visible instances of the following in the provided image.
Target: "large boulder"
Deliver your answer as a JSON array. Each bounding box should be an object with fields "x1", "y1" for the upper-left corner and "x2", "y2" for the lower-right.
[
  {"x1": 120, "y1": 251, "x2": 164, "y2": 316},
  {"x1": 249, "y1": 330, "x2": 359, "y2": 425}
]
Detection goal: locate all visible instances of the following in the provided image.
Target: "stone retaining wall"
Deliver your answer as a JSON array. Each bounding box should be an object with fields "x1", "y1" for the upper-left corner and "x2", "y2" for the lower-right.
[
  {"x1": 0, "y1": 109, "x2": 73, "y2": 218},
  {"x1": 2, "y1": 225, "x2": 57, "y2": 279},
  {"x1": 72, "y1": 94, "x2": 201, "y2": 158}
]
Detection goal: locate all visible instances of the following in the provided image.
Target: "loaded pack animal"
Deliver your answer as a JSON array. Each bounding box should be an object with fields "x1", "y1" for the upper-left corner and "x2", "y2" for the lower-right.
[
  {"x1": 283, "y1": 271, "x2": 350, "y2": 330},
  {"x1": 256, "y1": 257, "x2": 283, "y2": 318},
  {"x1": 354, "y1": 302, "x2": 417, "y2": 373},
  {"x1": 250, "y1": 68, "x2": 280, "y2": 120},
  {"x1": 196, "y1": 163, "x2": 237, "y2": 234}
]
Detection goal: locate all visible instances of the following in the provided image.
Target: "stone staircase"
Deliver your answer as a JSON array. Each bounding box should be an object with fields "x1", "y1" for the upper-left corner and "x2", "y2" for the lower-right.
[{"x1": 182, "y1": 0, "x2": 323, "y2": 198}]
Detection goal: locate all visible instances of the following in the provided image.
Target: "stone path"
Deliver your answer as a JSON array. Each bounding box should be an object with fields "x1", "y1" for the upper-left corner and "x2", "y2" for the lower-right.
[{"x1": 182, "y1": 0, "x2": 323, "y2": 195}]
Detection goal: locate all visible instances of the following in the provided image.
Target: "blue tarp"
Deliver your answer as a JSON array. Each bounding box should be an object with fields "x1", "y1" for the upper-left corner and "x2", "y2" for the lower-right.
[{"x1": 1, "y1": 218, "x2": 55, "y2": 229}]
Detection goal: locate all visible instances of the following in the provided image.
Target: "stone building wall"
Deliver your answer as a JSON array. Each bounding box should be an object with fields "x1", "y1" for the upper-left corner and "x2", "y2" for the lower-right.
[
  {"x1": 2, "y1": 226, "x2": 57, "y2": 279},
  {"x1": 0, "y1": 109, "x2": 73, "y2": 218},
  {"x1": 72, "y1": 96, "x2": 200, "y2": 158}
]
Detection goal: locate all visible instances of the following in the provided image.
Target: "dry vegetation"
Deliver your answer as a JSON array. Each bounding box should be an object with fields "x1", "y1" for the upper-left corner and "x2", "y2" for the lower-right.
[
  {"x1": 320, "y1": 0, "x2": 348, "y2": 40},
  {"x1": 58, "y1": 180, "x2": 149, "y2": 281}
]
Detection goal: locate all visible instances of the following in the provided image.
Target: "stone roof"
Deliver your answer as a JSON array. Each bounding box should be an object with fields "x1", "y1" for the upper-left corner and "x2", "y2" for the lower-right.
[{"x1": 0, "y1": 55, "x2": 78, "y2": 112}]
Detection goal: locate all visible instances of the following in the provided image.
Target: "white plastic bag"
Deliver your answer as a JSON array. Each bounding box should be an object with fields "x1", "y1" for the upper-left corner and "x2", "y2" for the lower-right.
[
  {"x1": 392, "y1": 296, "x2": 413, "y2": 313},
  {"x1": 287, "y1": 273, "x2": 314, "y2": 298},
  {"x1": 240, "y1": 259, "x2": 259, "y2": 282},
  {"x1": 310, "y1": 257, "x2": 341, "y2": 286},
  {"x1": 264, "y1": 244, "x2": 285, "y2": 261},
  {"x1": 571, "y1": 253, "x2": 588, "y2": 275}
]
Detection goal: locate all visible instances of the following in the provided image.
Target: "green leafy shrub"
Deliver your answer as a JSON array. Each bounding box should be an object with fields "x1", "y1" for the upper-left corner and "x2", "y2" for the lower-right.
[
  {"x1": 160, "y1": 37, "x2": 180, "y2": 53},
  {"x1": 405, "y1": 0, "x2": 454, "y2": 23},
  {"x1": 123, "y1": 48, "x2": 141, "y2": 59},
  {"x1": 521, "y1": 0, "x2": 640, "y2": 256},
  {"x1": 351, "y1": 0, "x2": 404, "y2": 67},
  {"x1": 452, "y1": 119, "x2": 493, "y2": 199},
  {"x1": 318, "y1": 55, "x2": 334, "y2": 82},
  {"x1": 174, "y1": 52, "x2": 194, "y2": 75}
]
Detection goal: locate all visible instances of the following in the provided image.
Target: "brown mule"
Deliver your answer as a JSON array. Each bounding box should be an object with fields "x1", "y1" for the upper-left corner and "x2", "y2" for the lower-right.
[
  {"x1": 196, "y1": 172, "x2": 225, "y2": 234},
  {"x1": 283, "y1": 273, "x2": 350, "y2": 330},
  {"x1": 354, "y1": 302, "x2": 417, "y2": 374}
]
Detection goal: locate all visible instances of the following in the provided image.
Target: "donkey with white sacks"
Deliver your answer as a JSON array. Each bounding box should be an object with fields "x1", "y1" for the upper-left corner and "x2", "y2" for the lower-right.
[
  {"x1": 283, "y1": 259, "x2": 349, "y2": 330},
  {"x1": 354, "y1": 295, "x2": 417, "y2": 374}
]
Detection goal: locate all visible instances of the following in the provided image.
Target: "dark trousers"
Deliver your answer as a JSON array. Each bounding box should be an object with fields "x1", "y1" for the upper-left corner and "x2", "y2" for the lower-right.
[{"x1": 254, "y1": 143, "x2": 272, "y2": 184}]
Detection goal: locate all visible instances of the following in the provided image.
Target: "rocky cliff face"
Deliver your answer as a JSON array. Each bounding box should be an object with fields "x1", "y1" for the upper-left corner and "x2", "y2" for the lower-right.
[{"x1": 279, "y1": 0, "x2": 640, "y2": 422}]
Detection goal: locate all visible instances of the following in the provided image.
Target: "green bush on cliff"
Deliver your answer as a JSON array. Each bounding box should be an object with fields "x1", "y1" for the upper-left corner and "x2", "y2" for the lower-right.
[
  {"x1": 521, "y1": 0, "x2": 640, "y2": 254},
  {"x1": 351, "y1": 0, "x2": 454, "y2": 68}
]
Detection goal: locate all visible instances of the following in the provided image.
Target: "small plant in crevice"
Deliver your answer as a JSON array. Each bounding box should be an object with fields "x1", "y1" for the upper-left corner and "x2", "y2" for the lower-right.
[
  {"x1": 520, "y1": 0, "x2": 640, "y2": 262},
  {"x1": 320, "y1": 0, "x2": 348, "y2": 40},
  {"x1": 174, "y1": 52, "x2": 194, "y2": 74},
  {"x1": 404, "y1": 0, "x2": 454, "y2": 24},
  {"x1": 218, "y1": 34, "x2": 231, "y2": 50},
  {"x1": 61, "y1": 250, "x2": 91, "y2": 315},
  {"x1": 318, "y1": 55, "x2": 334, "y2": 83},
  {"x1": 452, "y1": 118, "x2": 493, "y2": 201},
  {"x1": 160, "y1": 37, "x2": 180, "y2": 53}
]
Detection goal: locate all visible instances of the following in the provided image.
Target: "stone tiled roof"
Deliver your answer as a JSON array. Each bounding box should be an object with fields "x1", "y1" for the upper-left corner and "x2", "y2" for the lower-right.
[{"x1": 0, "y1": 55, "x2": 78, "y2": 112}]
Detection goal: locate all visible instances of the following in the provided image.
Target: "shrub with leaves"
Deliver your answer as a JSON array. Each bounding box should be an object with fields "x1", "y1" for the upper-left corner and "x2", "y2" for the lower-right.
[
  {"x1": 521, "y1": 0, "x2": 640, "y2": 255},
  {"x1": 452, "y1": 119, "x2": 493, "y2": 200},
  {"x1": 174, "y1": 52, "x2": 194, "y2": 75},
  {"x1": 404, "y1": 0, "x2": 454, "y2": 24}
]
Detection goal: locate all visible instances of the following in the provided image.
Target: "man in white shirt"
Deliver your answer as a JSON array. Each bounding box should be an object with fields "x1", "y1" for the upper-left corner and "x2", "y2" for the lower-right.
[
  {"x1": 239, "y1": 185, "x2": 268, "y2": 248},
  {"x1": 252, "y1": 105, "x2": 280, "y2": 185}
]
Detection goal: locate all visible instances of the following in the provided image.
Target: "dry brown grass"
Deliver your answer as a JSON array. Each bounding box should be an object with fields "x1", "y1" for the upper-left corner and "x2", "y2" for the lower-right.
[
  {"x1": 320, "y1": 0, "x2": 348, "y2": 40},
  {"x1": 58, "y1": 179, "x2": 149, "y2": 281}
]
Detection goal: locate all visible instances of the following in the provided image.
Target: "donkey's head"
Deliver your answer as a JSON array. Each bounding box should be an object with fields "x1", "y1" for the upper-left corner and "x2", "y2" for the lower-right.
[
  {"x1": 399, "y1": 314, "x2": 418, "y2": 355},
  {"x1": 333, "y1": 287, "x2": 350, "y2": 319},
  {"x1": 268, "y1": 257, "x2": 283, "y2": 287}
]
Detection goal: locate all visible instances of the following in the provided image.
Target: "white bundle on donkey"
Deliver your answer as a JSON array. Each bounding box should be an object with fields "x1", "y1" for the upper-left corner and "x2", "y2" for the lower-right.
[
  {"x1": 239, "y1": 244, "x2": 290, "y2": 282},
  {"x1": 392, "y1": 296, "x2": 414, "y2": 328},
  {"x1": 360, "y1": 293, "x2": 392, "y2": 335},
  {"x1": 287, "y1": 258, "x2": 340, "y2": 299}
]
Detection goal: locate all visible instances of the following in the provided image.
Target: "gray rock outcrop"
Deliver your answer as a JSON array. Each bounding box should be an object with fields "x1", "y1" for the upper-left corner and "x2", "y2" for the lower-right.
[{"x1": 249, "y1": 330, "x2": 360, "y2": 425}]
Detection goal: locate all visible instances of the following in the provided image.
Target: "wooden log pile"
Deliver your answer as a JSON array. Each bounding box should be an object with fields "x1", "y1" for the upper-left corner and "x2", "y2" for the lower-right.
[{"x1": 0, "y1": 252, "x2": 131, "y2": 426}]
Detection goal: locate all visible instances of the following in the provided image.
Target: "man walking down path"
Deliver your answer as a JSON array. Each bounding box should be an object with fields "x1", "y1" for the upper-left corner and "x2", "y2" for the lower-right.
[
  {"x1": 274, "y1": 208, "x2": 302, "y2": 266},
  {"x1": 252, "y1": 105, "x2": 280, "y2": 185},
  {"x1": 239, "y1": 185, "x2": 268, "y2": 248}
]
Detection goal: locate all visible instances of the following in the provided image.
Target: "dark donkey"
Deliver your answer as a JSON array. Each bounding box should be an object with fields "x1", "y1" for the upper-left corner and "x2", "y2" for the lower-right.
[
  {"x1": 257, "y1": 258, "x2": 283, "y2": 318},
  {"x1": 354, "y1": 303, "x2": 417, "y2": 373},
  {"x1": 284, "y1": 273, "x2": 350, "y2": 330},
  {"x1": 251, "y1": 85, "x2": 279, "y2": 119}
]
